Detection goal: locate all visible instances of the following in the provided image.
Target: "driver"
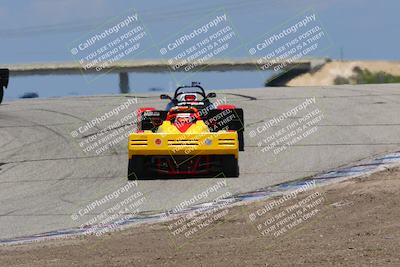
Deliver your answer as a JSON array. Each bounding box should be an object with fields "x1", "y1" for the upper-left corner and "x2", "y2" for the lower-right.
[{"x1": 165, "y1": 93, "x2": 198, "y2": 110}]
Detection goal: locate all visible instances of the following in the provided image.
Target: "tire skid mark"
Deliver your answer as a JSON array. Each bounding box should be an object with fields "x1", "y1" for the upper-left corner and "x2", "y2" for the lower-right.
[
  {"x1": 81, "y1": 122, "x2": 134, "y2": 138},
  {"x1": 0, "y1": 210, "x2": 19, "y2": 217},
  {"x1": 222, "y1": 93, "x2": 257, "y2": 101},
  {"x1": 0, "y1": 175, "x2": 121, "y2": 184},
  {"x1": 2, "y1": 152, "x2": 127, "y2": 164},
  {"x1": 0, "y1": 137, "x2": 48, "y2": 158},
  {"x1": 0, "y1": 122, "x2": 81, "y2": 128},
  {"x1": 9, "y1": 109, "x2": 71, "y2": 145},
  {"x1": 245, "y1": 93, "x2": 400, "y2": 102},
  {"x1": 32, "y1": 108, "x2": 123, "y2": 155},
  {"x1": 34, "y1": 108, "x2": 98, "y2": 127}
]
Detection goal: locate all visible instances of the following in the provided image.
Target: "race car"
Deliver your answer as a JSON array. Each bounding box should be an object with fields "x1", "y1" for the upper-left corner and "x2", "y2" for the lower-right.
[
  {"x1": 136, "y1": 82, "x2": 245, "y2": 150},
  {"x1": 128, "y1": 83, "x2": 244, "y2": 179},
  {"x1": 0, "y1": 69, "x2": 9, "y2": 104},
  {"x1": 128, "y1": 106, "x2": 239, "y2": 179}
]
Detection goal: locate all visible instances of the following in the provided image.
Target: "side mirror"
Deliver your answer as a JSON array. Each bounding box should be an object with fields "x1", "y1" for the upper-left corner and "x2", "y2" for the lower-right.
[
  {"x1": 160, "y1": 94, "x2": 171, "y2": 100},
  {"x1": 206, "y1": 92, "x2": 216, "y2": 98}
]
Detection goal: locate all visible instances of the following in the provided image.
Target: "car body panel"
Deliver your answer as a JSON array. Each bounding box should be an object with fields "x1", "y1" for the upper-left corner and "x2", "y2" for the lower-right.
[{"x1": 129, "y1": 114, "x2": 238, "y2": 159}]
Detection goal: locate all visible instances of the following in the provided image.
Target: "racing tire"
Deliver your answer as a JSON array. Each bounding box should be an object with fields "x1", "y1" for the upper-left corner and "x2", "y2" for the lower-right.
[
  {"x1": 221, "y1": 155, "x2": 239, "y2": 177},
  {"x1": 0, "y1": 88, "x2": 3, "y2": 104},
  {"x1": 128, "y1": 156, "x2": 150, "y2": 180},
  {"x1": 238, "y1": 131, "x2": 244, "y2": 151}
]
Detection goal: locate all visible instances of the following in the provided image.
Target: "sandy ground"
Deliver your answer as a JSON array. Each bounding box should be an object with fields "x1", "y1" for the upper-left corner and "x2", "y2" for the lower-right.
[
  {"x1": 287, "y1": 61, "x2": 400, "y2": 86},
  {"x1": 1, "y1": 166, "x2": 400, "y2": 266}
]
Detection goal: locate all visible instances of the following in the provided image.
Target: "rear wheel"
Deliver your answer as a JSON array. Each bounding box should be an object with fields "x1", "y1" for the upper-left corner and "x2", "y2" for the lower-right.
[
  {"x1": 221, "y1": 155, "x2": 239, "y2": 177},
  {"x1": 128, "y1": 156, "x2": 150, "y2": 180},
  {"x1": 238, "y1": 131, "x2": 244, "y2": 151}
]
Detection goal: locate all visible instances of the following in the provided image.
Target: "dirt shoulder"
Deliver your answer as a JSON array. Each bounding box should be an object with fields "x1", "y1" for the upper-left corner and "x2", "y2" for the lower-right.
[{"x1": 1, "y1": 167, "x2": 400, "y2": 267}]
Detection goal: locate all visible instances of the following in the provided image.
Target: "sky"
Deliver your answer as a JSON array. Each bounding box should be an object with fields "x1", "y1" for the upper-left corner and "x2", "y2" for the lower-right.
[{"x1": 0, "y1": 0, "x2": 399, "y2": 99}]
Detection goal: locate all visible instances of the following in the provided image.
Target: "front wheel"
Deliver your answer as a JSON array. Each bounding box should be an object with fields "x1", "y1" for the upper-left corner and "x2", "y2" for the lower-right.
[
  {"x1": 128, "y1": 156, "x2": 150, "y2": 180},
  {"x1": 221, "y1": 155, "x2": 239, "y2": 177}
]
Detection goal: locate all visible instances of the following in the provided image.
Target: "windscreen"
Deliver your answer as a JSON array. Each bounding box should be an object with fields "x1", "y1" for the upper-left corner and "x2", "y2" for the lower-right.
[{"x1": 175, "y1": 87, "x2": 205, "y2": 98}]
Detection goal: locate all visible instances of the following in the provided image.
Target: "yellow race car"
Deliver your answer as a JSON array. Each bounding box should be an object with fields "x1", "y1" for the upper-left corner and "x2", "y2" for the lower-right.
[{"x1": 128, "y1": 106, "x2": 239, "y2": 179}]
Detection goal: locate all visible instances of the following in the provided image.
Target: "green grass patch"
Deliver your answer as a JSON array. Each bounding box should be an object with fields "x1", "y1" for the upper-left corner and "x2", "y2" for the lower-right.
[{"x1": 334, "y1": 67, "x2": 400, "y2": 85}]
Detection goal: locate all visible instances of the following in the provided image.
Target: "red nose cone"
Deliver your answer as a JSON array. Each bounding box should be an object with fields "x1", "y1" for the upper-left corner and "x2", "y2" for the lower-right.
[{"x1": 173, "y1": 123, "x2": 192, "y2": 133}]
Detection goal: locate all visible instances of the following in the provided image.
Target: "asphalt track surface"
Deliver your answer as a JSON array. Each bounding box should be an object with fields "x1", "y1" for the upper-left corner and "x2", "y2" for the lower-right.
[{"x1": 1, "y1": 84, "x2": 400, "y2": 240}]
